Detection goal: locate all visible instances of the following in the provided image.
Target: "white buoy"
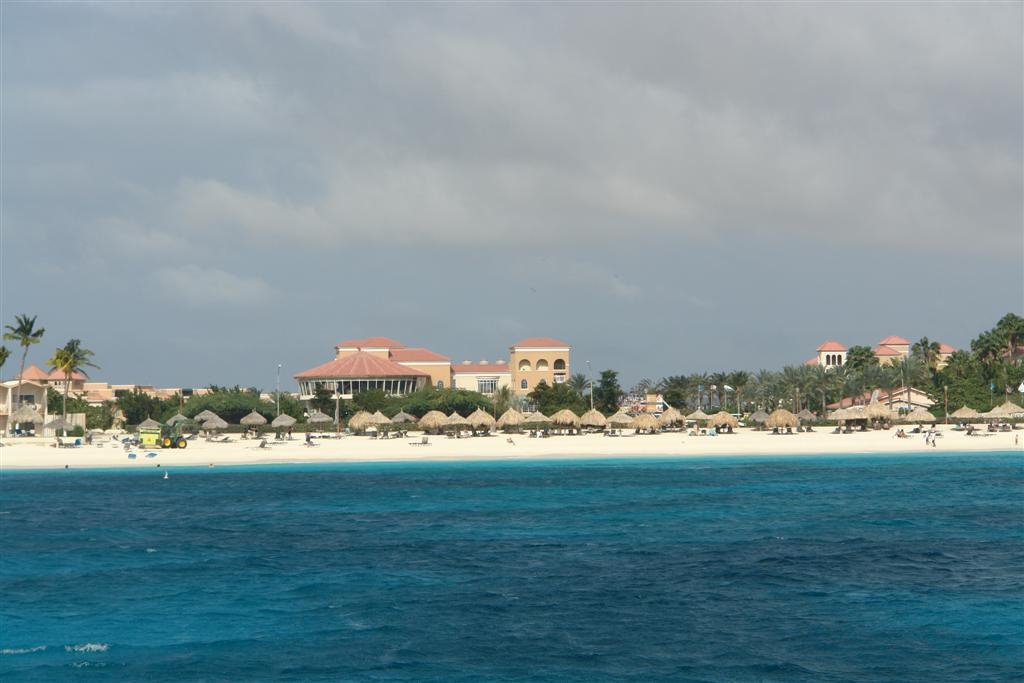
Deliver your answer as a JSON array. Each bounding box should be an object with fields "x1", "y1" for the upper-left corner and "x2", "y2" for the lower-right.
[{"x1": 163, "y1": 471, "x2": 169, "y2": 480}]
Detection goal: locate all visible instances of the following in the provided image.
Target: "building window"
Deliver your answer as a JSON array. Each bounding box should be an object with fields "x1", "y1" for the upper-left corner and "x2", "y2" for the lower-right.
[
  {"x1": 436, "y1": 380, "x2": 444, "y2": 390},
  {"x1": 520, "y1": 379, "x2": 528, "y2": 390},
  {"x1": 536, "y1": 359, "x2": 549, "y2": 371},
  {"x1": 518, "y1": 359, "x2": 531, "y2": 372},
  {"x1": 477, "y1": 378, "x2": 497, "y2": 395},
  {"x1": 553, "y1": 359, "x2": 566, "y2": 370},
  {"x1": 553, "y1": 374, "x2": 566, "y2": 384}
]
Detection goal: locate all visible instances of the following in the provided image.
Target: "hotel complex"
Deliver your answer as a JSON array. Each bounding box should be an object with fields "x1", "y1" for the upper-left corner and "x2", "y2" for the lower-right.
[
  {"x1": 807, "y1": 336, "x2": 956, "y2": 369},
  {"x1": 294, "y1": 337, "x2": 571, "y2": 400}
]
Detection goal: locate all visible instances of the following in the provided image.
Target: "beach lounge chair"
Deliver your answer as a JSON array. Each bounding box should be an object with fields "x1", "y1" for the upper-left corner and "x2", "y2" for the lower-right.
[{"x1": 409, "y1": 436, "x2": 429, "y2": 446}]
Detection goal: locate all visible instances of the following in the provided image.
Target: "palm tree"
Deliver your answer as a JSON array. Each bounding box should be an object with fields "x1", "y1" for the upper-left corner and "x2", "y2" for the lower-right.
[
  {"x1": 708, "y1": 372, "x2": 729, "y2": 410},
  {"x1": 0, "y1": 345, "x2": 9, "y2": 370},
  {"x1": 912, "y1": 337, "x2": 941, "y2": 373},
  {"x1": 567, "y1": 373, "x2": 589, "y2": 396},
  {"x1": 3, "y1": 314, "x2": 45, "y2": 409},
  {"x1": 47, "y1": 339, "x2": 99, "y2": 420},
  {"x1": 728, "y1": 370, "x2": 750, "y2": 413}
]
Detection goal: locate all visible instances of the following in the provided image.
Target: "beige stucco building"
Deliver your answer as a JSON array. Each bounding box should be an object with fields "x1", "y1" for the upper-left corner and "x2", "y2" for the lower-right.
[
  {"x1": 451, "y1": 361, "x2": 511, "y2": 396},
  {"x1": 509, "y1": 337, "x2": 571, "y2": 395}
]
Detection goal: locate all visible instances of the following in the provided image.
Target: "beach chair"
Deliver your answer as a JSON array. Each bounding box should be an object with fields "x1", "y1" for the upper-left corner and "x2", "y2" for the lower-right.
[{"x1": 409, "y1": 436, "x2": 429, "y2": 446}]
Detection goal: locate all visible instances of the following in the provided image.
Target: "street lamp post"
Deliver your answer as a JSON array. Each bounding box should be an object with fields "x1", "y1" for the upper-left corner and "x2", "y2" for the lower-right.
[
  {"x1": 586, "y1": 360, "x2": 594, "y2": 411},
  {"x1": 944, "y1": 385, "x2": 948, "y2": 424},
  {"x1": 276, "y1": 364, "x2": 282, "y2": 416}
]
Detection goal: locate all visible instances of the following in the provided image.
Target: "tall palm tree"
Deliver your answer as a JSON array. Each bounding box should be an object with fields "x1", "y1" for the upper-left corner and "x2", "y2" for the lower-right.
[
  {"x1": 911, "y1": 337, "x2": 941, "y2": 373},
  {"x1": 0, "y1": 345, "x2": 9, "y2": 370},
  {"x1": 567, "y1": 373, "x2": 589, "y2": 396},
  {"x1": 728, "y1": 370, "x2": 750, "y2": 413},
  {"x1": 47, "y1": 339, "x2": 99, "y2": 420},
  {"x1": 708, "y1": 372, "x2": 729, "y2": 410},
  {"x1": 3, "y1": 314, "x2": 45, "y2": 409}
]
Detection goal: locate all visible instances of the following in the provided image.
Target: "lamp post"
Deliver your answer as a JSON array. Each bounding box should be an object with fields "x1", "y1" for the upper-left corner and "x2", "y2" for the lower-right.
[
  {"x1": 276, "y1": 364, "x2": 282, "y2": 417},
  {"x1": 586, "y1": 360, "x2": 594, "y2": 411},
  {"x1": 944, "y1": 384, "x2": 948, "y2": 424}
]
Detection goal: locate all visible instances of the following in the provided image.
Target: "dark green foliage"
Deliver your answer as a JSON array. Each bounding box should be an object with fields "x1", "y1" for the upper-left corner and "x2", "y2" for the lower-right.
[
  {"x1": 844, "y1": 346, "x2": 878, "y2": 371},
  {"x1": 115, "y1": 388, "x2": 172, "y2": 425},
  {"x1": 181, "y1": 386, "x2": 273, "y2": 425},
  {"x1": 593, "y1": 370, "x2": 624, "y2": 415},
  {"x1": 528, "y1": 381, "x2": 587, "y2": 415},
  {"x1": 352, "y1": 389, "x2": 389, "y2": 413}
]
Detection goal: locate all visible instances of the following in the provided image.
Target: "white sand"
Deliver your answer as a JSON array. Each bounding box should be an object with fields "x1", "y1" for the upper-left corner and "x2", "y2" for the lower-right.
[{"x1": 1, "y1": 428, "x2": 1020, "y2": 470}]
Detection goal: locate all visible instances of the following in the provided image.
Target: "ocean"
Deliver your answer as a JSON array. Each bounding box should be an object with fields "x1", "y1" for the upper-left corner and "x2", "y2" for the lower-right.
[{"x1": 2, "y1": 452, "x2": 1021, "y2": 681}]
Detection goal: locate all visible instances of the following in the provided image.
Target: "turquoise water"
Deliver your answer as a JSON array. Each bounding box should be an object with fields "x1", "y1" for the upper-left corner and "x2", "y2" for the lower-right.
[{"x1": 2, "y1": 453, "x2": 1022, "y2": 681}]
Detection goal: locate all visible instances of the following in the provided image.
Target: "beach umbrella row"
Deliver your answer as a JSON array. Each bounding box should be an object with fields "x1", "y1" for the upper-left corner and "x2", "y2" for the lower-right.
[{"x1": 765, "y1": 409, "x2": 799, "y2": 430}]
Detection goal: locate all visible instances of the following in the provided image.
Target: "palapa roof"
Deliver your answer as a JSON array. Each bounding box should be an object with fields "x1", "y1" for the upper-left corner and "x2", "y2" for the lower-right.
[
  {"x1": 466, "y1": 408, "x2": 497, "y2": 428},
  {"x1": 295, "y1": 352, "x2": 429, "y2": 379},
  {"x1": 271, "y1": 414, "x2": 297, "y2": 427},
  {"x1": 950, "y1": 406, "x2": 981, "y2": 419},
  {"x1": 797, "y1": 409, "x2": 817, "y2": 421},
  {"x1": 816, "y1": 340, "x2": 847, "y2": 352},
  {"x1": 390, "y1": 411, "x2": 419, "y2": 424},
  {"x1": 370, "y1": 410, "x2": 392, "y2": 425},
  {"x1": 632, "y1": 413, "x2": 659, "y2": 431},
  {"x1": 550, "y1": 409, "x2": 581, "y2": 427},
  {"x1": 606, "y1": 410, "x2": 635, "y2": 427},
  {"x1": 863, "y1": 401, "x2": 896, "y2": 420},
  {"x1": 903, "y1": 407, "x2": 936, "y2": 423},
  {"x1": 193, "y1": 409, "x2": 220, "y2": 422},
  {"x1": 418, "y1": 410, "x2": 448, "y2": 430},
  {"x1": 138, "y1": 417, "x2": 162, "y2": 429},
  {"x1": 686, "y1": 409, "x2": 710, "y2": 421},
  {"x1": 496, "y1": 408, "x2": 524, "y2": 428},
  {"x1": 511, "y1": 337, "x2": 570, "y2": 349},
  {"x1": 307, "y1": 410, "x2": 333, "y2": 423},
  {"x1": 749, "y1": 410, "x2": 770, "y2": 423},
  {"x1": 166, "y1": 413, "x2": 190, "y2": 426},
  {"x1": 708, "y1": 411, "x2": 739, "y2": 428},
  {"x1": 522, "y1": 411, "x2": 552, "y2": 424},
  {"x1": 347, "y1": 410, "x2": 374, "y2": 431},
  {"x1": 657, "y1": 407, "x2": 684, "y2": 426},
  {"x1": 10, "y1": 404, "x2": 43, "y2": 422},
  {"x1": 984, "y1": 401, "x2": 1024, "y2": 418},
  {"x1": 580, "y1": 408, "x2": 608, "y2": 427},
  {"x1": 44, "y1": 417, "x2": 73, "y2": 430},
  {"x1": 202, "y1": 416, "x2": 229, "y2": 430},
  {"x1": 765, "y1": 409, "x2": 799, "y2": 429},
  {"x1": 445, "y1": 411, "x2": 470, "y2": 427},
  {"x1": 240, "y1": 410, "x2": 268, "y2": 426}
]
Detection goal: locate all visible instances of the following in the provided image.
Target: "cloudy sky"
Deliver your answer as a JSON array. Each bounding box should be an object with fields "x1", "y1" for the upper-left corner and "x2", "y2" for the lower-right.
[{"x1": 2, "y1": 2, "x2": 1021, "y2": 390}]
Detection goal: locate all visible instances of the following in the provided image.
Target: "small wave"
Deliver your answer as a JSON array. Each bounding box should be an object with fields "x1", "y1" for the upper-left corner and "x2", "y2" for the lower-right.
[
  {"x1": 146, "y1": 548, "x2": 157, "y2": 553},
  {"x1": 1, "y1": 645, "x2": 47, "y2": 655},
  {"x1": 64, "y1": 643, "x2": 109, "y2": 653},
  {"x1": 71, "y1": 661, "x2": 107, "y2": 668}
]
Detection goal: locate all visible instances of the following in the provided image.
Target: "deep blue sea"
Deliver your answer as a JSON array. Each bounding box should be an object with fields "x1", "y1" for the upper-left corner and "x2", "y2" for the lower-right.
[{"x1": 2, "y1": 452, "x2": 1022, "y2": 681}]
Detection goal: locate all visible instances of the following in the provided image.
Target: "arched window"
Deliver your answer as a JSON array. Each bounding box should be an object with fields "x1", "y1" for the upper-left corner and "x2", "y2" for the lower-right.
[
  {"x1": 520, "y1": 379, "x2": 528, "y2": 390},
  {"x1": 553, "y1": 359, "x2": 566, "y2": 370},
  {"x1": 436, "y1": 380, "x2": 444, "y2": 390},
  {"x1": 518, "y1": 359, "x2": 532, "y2": 372},
  {"x1": 536, "y1": 359, "x2": 549, "y2": 371}
]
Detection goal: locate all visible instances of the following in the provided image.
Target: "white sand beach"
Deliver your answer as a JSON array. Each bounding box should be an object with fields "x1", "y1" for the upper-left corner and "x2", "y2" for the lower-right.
[{"x1": 2, "y1": 428, "x2": 1020, "y2": 470}]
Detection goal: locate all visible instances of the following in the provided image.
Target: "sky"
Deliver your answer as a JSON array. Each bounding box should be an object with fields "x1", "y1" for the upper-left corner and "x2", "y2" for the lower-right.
[{"x1": 2, "y1": 2, "x2": 1022, "y2": 391}]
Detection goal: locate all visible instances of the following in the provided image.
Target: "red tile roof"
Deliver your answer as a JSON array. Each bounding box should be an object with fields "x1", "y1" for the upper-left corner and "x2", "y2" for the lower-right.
[
  {"x1": 873, "y1": 345, "x2": 902, "y2": 356},
  {"x1": 16, "y1": 364, "x2": 50, "y2": 381},
  {"x1": 512, "y1": 337, "x2": 570, "y2": 348},
  {"x1": 878, "y1": 335, "x2": 910, "y2": 346},
  {"x1": 389, "y1": 347, "x2": 450, "y2": 363},
  {"x1": 452, "y1": 362, "x2": 510, "y2": 374},
  {"x1": 938, "y1": 342, "x2": 956, "y2": 354},
  {"x1": 336, "y1": 337, "x2": 406, "y2": 349},
  {"x1": 804, "y1": 357, "x2": 820, "y2": 366},
  {"x1": 295, "y1": 352, "x2": 429, "y2": 379},
  {"x1": 816, "y1": 340, "x2": 847, "y2": 352},
  {"x1": 47, "y1": 369, "x2": 88, "y2": 381}
]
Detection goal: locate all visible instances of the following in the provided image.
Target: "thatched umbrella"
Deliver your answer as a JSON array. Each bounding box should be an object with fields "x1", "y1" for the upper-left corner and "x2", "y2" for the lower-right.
[
  {"x1": 240, "y1": 410, "x2": 268, "y2": 427},
  {"x1": 632, "y1": 413, "x2": 659, "y2": 432},
  {"x1": 686, "y1": 409, "x2": 710, "y2": 422},
  {"x1": 467, "y1": 408, "x2": 497, "y2": 431},
  {"x1": 797, "y1": 409, "x2": 816, "y2": 422},
  {"x1": 863, "y1": 401, "x2": 896, "y2": 422},
  {"x1": 904, "y1": 407, "x2": 936, "y2": 423},
  {"x1": 445, "y1": 412, "x2": 470, "y2": 430},
  {"x1": 390, "y1": 411, "x2": 418, "y2": 424},
  {"x1": 11, "y1": 404, "x2": 43, "y2": 423},
  {"x1": 166, "y1": 412, "x2": 190, "y2": 426},
  {"x1": 749, "y1": 410, "x2": 770, "y2": 424},
  {"x1": 44, "y1": 416, "x2": 73, "y2": 431},
  {"x1": 347, "y1": 410, "x2": 374, "y2": 432},
  {"x1": 606, "y1": 410, "x2": 635, "y2": 428},
  {"x1": 984, "y1": 400, "x2": 1024, "y2": 419},
  {"x1": 828, "y1": 407, "x2": 850, "y2": 421},
  {"x1": 307, "y1": 410, "x2": 333, "y2": 424},
  {"x1": 418, "y1": 410, "x2": 448, "y2": 432},
  {"x1": 496, "y1": 408, "x2": 525, "y2": 430},
  {"x1": 708, "y1": 411, "x2": 739, "y2": 429},
  {"x1": 765, "y1": 409, "x2": 799, "y2": 430},
  {"x1": 203, "y1": 416, "x2": 228, "y2": 431},
  {"x1": 522, "y1": 411, "x2": 552, "y2": 426},
  {"x1": 271, "y1": 413, "x2": 297, "y2": 428},
  {"x1": 370, "y1": 410, "x2": 392, "y2": 426},
  {"x1": 657, "y1": 407, "x2": 684, "y2": 427},
  {"x1": 580, "y1": 408, "x2": 608, "y2": 428},
  {"x1": 193, "y1": 409, "x2": 220, "y2": 423},
  {"x1": 950, "y1": 406, "x2": 981, "y2": 421},
  {"x1": 550, "y1": 409, "x2": 581, "y2": 428},
  {"x1": 138, "y1": 417, "x2": 162, "y2": 429}
]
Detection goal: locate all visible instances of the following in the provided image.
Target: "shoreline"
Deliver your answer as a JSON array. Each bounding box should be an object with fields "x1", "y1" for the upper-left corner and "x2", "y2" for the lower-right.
[{"x1": 2, "y1": 429, "x2": 1020, "y2": 471}]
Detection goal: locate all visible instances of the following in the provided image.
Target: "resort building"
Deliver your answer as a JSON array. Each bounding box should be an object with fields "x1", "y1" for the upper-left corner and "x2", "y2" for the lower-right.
[
  {"x1": 451, "y1": 361, "x2": 511, "y2": 396},
  {"x1": 828, "y1": 387, "x2": 935, "y2": 412},
  {"x1": 1, "y1": 379, "x2": 50, "y2": 435},
  {"x1": 806, "y1": 336, "x2": 956, "y2": 369},
  {"x1": 294, "y1": 335, "x2": 570, "y2": 401},
  {"x1": 509, "y1": 337, "x2": 571, "y2": 395}
]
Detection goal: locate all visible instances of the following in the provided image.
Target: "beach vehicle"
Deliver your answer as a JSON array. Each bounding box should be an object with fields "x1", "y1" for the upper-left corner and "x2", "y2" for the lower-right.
[{"x1": 160, "y1": 426, "x2": 188, "y2": 449}]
